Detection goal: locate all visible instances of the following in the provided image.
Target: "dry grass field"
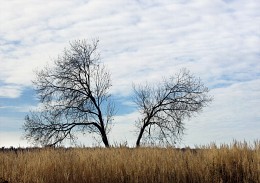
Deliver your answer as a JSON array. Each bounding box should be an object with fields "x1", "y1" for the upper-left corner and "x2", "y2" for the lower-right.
[{"x1": 0, "y1": 141, "x2": 260, "y2": 183}]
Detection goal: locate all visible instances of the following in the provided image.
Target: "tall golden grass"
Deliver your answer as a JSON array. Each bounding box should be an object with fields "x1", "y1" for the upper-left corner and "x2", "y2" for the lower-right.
[{"x1": 1, "y1": 141, "x2": 260, "y2": 183}]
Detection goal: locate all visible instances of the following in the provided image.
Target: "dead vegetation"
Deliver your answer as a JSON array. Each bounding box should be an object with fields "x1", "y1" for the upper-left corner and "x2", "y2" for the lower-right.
[{"x1": 0, "y1": 141, "x2": 259, "y2": 183}]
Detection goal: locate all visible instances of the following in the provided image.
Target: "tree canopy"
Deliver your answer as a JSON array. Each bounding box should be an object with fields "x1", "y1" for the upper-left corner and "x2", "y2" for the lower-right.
[
  {"x1": 133, "y1": 69, "x2": 212, "y2": 147},
  {"x1": 24, "y1": 40, "x2": 114, "y2": 147}
]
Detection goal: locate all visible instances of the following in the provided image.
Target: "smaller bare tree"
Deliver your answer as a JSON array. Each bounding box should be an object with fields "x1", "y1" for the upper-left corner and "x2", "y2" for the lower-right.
[
  {"x1": 133, "y1": 69, "x2": 212, "y2": 147},
  {"x1": 23, "y1": 39, "x2": 114, "y2": 147}
]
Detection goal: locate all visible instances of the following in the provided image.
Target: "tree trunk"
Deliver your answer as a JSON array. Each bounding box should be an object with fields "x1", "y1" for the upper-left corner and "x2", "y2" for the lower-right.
[
  {"x1": 101, "y1": 131, "x2": 110, "y2": 147},
  {"x1": 136, "y1": 126, "x2": 145, "y2": 147}
]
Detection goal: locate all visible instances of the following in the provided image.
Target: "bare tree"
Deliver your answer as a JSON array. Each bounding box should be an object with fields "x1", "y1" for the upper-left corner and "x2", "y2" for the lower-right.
[
  {"x1": 23, "y1": 39, "x2": 114, "y2": 147},
  {"x1": 133, "y1": 69, "x2": 212, "y2": 147}
]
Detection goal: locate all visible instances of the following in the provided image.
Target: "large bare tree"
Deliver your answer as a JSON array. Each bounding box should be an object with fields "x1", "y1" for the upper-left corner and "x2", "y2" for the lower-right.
[
  {"x1": 133, "y1": 69, "x2": 212, "y2": 147},
  {"x1": 24, "y1": 39, "x2": 114, "y2": 147}
]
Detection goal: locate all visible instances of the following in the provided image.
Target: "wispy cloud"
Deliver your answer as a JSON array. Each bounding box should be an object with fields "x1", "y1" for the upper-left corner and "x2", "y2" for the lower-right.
[
  {"x1": 0, "y1": 104, "x2": 38, "y2": 113},
  {"x1": 1, "y1": 0, "x2": 259, "y2": 91},
  {"x1": 0, "y1": 85, "x2": 22, "y2": 98}
]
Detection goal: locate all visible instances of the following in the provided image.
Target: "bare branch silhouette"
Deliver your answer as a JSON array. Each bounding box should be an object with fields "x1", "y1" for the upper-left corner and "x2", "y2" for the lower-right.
[
  {"x1": 24, "y1": 39, "x2": 114, "y2": 147},
  {"x1": 134, "y1": 69, "x2": 212, "y2": 147}
]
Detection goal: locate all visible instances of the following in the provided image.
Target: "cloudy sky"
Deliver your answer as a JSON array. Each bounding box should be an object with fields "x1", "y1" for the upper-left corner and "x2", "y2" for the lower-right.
[{"x1": 0, "y1": 0, "x2": 259, "y2": 147}]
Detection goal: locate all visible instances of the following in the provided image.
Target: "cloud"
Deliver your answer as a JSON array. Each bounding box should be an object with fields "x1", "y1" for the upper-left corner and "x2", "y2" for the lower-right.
[
  {"x1": 0, "y1": 85, "x2": 22, "y2": 98},
  {"x1": 183, "y1": 79, "x2": 260, "y2": 147},
  {"x1": 0, "y1": 104, "x2": 38, "y2": 113},
  {"x1": 1, "y1": 0, "x2": 259, "y2": 93}
]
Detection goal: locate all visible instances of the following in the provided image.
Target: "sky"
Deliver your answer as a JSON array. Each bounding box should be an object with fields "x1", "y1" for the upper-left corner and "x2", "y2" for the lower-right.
[{"x1": 0, "y1": 0, "x2": 259, "y2": 148}]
